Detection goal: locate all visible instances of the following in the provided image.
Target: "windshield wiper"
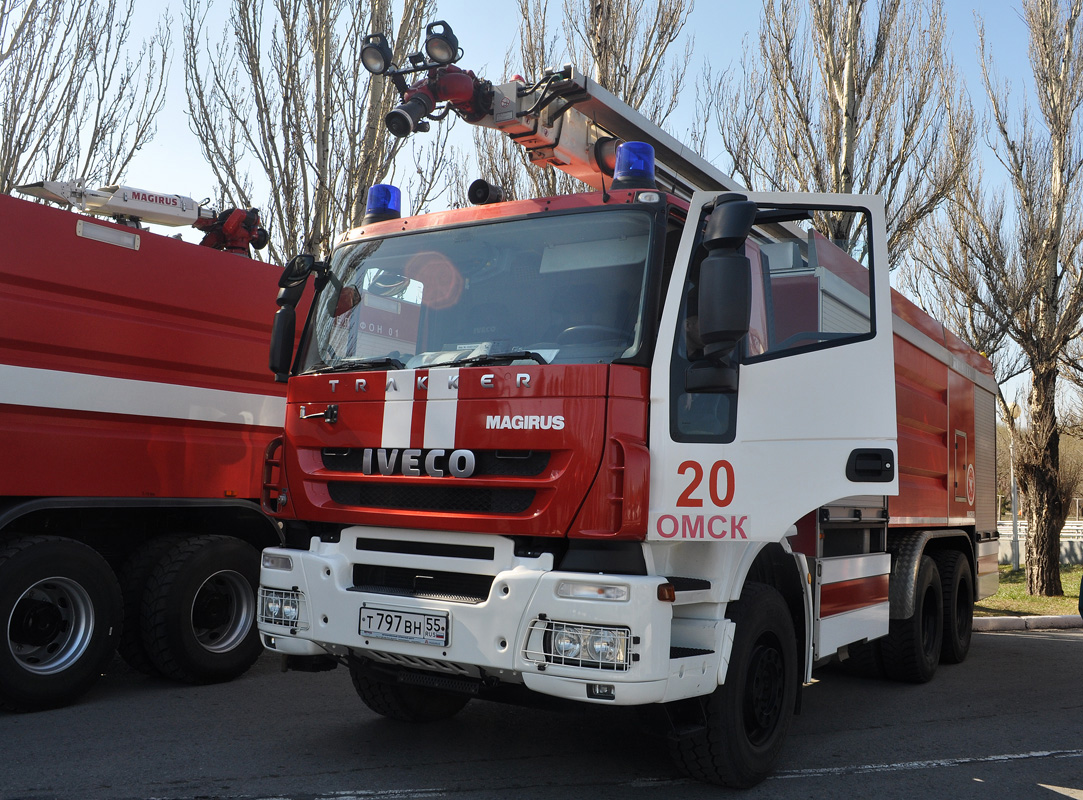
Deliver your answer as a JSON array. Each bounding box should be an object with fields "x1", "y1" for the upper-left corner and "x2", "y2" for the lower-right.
[
  {"x1": 455, "y1": 350, "x2": 548, "y2": 367},
  {"x1": 308, "y1": 356, "x2": 406, "y2": 374}
]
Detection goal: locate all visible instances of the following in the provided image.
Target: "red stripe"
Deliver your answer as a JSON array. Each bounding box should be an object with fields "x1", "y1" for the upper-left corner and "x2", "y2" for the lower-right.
[
  {"x1": 820, "y1": 574, "x2": 889, "y2": 618},
  {"x1": 409, "y1": 369, "x2": 428, "y2": 447}
]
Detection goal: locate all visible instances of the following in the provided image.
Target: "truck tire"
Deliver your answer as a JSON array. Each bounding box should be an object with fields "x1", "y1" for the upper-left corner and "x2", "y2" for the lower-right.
[
  {"x1": 117, "y1": 536, "x2": 181, "y2": 676},
  {"x1": 349, "y1": 662, "x2": 470, "y2": 722},
  {"x1": 881, "y1": 555, "x2": 942, "y2": 683},
  {"x1": 934, "y1": 550, "x2": 973, "y2": 665},
  {"x1": 140, "y1": 535, "x2": 262, "y2": 684},
  {"x1": 840, "y1": 637, "x2": 884, "y2": 678},
  {"x1": 0, "y1": 536, "x2": 122, "y2": 711},
  {"x1": 668, "y1": 582, "x2": 797, "y2": 788}
]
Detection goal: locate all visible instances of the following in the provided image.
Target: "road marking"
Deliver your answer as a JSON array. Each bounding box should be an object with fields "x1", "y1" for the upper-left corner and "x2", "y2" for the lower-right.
[
  {"x1": 772, "y1": 749, "x2": 1083, "y2": 779},
  {"x1": 1041, "y1": 786, "x2": 1083, "y2": 799},
  {"x1": 252, "y1": 791, "x2": 447, "y2": 799}
]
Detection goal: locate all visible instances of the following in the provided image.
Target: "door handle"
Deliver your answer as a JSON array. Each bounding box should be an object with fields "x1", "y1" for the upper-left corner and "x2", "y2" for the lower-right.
[{"x1": 846, "y1": 448, "x2": 894, "y2": 482}]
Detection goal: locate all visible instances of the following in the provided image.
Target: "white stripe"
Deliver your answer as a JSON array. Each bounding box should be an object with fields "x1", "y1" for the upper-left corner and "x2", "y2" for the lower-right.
[
  {"x1": 772, "y1": 748, "x2": 1083, "y2": 779},
  {"x1": 0, "y1": 363, "x2": 284, "y2": 427},
  {"x1": 424, "y1": 368, "x2": 459, "y2": 448},
  {"x1": 381, "y1": 369, "x2": 414, "y2": 448},
  {"x1": 820, "y1": 552, "x2": 891, "y2": 584}
]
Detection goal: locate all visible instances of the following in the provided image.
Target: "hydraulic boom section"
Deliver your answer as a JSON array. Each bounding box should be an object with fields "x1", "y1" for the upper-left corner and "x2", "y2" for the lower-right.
[
  {"x1": 16, "y1": 180, "x2": 270, "y2": 256},
  {"x1": 361, "y1": 20, "x2": 741, "y2": 200}
]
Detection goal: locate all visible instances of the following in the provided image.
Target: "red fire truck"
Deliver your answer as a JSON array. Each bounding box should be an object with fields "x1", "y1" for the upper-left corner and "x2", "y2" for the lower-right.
[
  {"x1": 0, "y1": 184, "x2": 285, "y2": 711},
  {"x1": 256, "y1": 23, "x2": 999, "y2": 787}
]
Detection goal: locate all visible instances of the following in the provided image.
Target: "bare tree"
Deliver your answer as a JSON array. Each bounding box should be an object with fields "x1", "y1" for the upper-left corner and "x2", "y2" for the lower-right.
[
  {"x1": 0, "y1": 0, "x2": 169, "y2": 194},
  {"x1": 715, "y1": 0, "x2": 972, "y2": 268},
  {"x1": 183, "y1": 0, "x2": 442, "y2": 263},
  {"x1": 905, "y1": 0, "x2": 1083, "y2": 596},
  {"x1": 457, "y1": 0, "x2": 694, "y2": 204}
]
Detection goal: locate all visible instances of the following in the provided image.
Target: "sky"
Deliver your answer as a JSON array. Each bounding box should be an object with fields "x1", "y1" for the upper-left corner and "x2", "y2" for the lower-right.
[{"x1": 122, "y1": 0, "x2": 1033, "y2": 243}]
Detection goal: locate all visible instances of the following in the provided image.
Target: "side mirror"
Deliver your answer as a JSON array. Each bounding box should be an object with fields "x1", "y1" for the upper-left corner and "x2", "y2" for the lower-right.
[
  {"x1": 269, "y1": 305, "x2": 296, "y2": 382},
  {"x1": 686, "y1": 195, "x2": 757, "y2": 393},
  {"x1": 279, "y1": 254, "x2": 316, "y2": 289}
]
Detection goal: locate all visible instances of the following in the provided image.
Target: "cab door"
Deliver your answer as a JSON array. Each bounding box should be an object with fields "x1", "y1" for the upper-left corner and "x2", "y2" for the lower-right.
[{"x1": 648, "y1": 192, "x2": 897, "y2": 549}]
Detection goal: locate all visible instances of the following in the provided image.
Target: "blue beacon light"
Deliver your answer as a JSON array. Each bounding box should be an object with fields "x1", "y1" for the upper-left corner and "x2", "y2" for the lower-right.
[
  {"x1": 363, "y1": 184, "x2": 402, "y2": 224},
  {"x1": 609, "y1": 141, "x2": 657, "y2": 191}
]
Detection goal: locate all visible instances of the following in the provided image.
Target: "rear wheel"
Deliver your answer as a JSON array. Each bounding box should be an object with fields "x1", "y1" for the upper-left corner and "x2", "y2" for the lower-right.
[
  {"x1": 934, "y1": 550, "x2": 974, "y2": 665},
  {"x1": 668, "y1": 582, "x2": 798, "y2": 788},
  {"x1": 349, "y1": 661, "x2": 470, "y2": 722},
  {"x1": 881, "y1": 555, "x2": 942, "y2": 683},
  {"x1": 141, "y1": 535, "x2": 262, "y2": 683},
  {"x1": 840, "y1": 637, "x2": 884, "y2": 678},
  {"x1": 117, "y1": 536, "x2": 180, "y2": 676},
  {"x1": 0, "y1": 536, "x2": 122, "y2": 711}
]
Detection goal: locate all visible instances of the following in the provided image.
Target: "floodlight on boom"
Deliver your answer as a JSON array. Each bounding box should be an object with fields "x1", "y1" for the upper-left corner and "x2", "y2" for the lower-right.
[
  {"x1": 361, "y1": 33, "x2": 393, "y2": 75},
  {"x1": 423, "y1": 21, "x2": 459, "y2": 65}
]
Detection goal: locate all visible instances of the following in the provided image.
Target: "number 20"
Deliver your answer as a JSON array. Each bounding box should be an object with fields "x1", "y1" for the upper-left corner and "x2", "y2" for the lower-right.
[{"x1": 676, "y1": 460, "x2": 735, "y2": 508}]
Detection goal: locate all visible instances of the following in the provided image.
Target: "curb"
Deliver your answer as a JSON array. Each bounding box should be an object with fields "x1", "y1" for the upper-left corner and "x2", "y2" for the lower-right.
[{"x1": 973, "y1": 614, "x2": 1083, "y2": 632}]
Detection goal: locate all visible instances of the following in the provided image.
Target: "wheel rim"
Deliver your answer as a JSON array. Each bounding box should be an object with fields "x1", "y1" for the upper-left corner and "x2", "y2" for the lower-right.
[
  {"x1": 743, "y1": 636, "x2": 785, "y2": 746},
  {"x1": 7, "y1": 577, "x2": 95, "y2": 674},
  {"x1": 190, "y1": 570, "x2": 255, "y2": 654}
]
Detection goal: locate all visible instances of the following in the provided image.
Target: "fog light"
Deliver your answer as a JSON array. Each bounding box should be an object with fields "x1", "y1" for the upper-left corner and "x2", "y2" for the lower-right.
[{"x1": 587, "y1": 683, "x2": 615, "y2": 700}]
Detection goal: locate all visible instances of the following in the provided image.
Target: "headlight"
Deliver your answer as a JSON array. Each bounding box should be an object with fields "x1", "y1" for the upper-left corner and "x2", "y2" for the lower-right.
[
  {"x1": 527, "y1": 620, "x2": 633, "y2": 671},
  {"x1": 259, "y1": 588, "x2": 309, "y2": 630},
  {"x1": 553, "y1": 629, "x2": 582, "y2": 658},
  {"x1": 588, "y1": 630, "x2": 619, "y2": 661}
]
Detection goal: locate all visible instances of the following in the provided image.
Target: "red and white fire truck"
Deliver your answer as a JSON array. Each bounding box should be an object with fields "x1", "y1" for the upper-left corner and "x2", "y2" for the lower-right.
[
  {"x1": 0, "y1": 183, "x2": 287, "y2": 711},
  {"x1": 257, "y1": 22, "x2": 999, "y2": 787}
]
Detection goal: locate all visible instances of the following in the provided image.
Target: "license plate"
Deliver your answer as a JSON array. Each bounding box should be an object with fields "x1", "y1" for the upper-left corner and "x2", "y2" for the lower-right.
[{"x1": 359, "y1": 604, "x2": 449, "y2": 646}]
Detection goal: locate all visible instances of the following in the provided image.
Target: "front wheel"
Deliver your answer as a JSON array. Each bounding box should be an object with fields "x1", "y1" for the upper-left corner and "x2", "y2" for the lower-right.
[
  {"x1": 0, "y1": 536, "x2": 122, "y2": 711},
  {"x1": 349, "y1": 661, "x2": 470, "y2": 722},
  {"x1": 668, "y1": 582, "x2": 798, "y2": 788}
]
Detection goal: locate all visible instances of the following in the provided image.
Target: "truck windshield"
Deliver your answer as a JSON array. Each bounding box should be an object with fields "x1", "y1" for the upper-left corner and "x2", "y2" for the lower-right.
[{"x1": 300, "y1": 208, "x2": 653, "y2": 372}]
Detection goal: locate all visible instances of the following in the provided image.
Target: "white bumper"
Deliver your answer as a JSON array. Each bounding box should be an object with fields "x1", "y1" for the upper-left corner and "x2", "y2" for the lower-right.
[{"x1": 258, "y1": 526, "x2": 731, "y2": 705}]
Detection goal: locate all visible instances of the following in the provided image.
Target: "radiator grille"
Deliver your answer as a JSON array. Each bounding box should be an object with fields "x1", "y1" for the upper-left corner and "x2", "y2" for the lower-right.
[
  {"x1": 352, "y1": 564, "x2": 494, "y2": 604},
  {"x1": 322, "y1": 449, "x2": 550, "y2": 477},
  {"x1": 329, "y1": 483, "x2": 535, "y2": 514}
]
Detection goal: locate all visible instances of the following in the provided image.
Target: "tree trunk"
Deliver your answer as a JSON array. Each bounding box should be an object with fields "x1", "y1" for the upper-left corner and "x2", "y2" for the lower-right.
[{"x1": 1018, "y1": 367, "x2": 1065, "y2": 596}]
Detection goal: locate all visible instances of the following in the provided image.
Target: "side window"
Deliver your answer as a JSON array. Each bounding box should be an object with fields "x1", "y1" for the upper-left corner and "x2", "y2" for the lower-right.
[
  {"x1": 753, "y1": 212, "x2": 873, "y2": 360},
  {"x1": 669, "y1": 205, "x2": 875, "y2": 442}
]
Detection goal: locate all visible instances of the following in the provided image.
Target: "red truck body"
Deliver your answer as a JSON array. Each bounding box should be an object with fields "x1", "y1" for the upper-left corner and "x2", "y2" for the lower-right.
[{"x1": 0, "y1": 192, "x2": 293, "y2": 711}]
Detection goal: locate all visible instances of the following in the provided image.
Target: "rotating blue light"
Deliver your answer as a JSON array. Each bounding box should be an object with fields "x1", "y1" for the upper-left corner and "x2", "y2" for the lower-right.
[
  {"x1": 610, "y1": 141, "x2": 657, "y2": 190},
  {"x1": 364, "y1": 184, "x2": 402, "y2": 223}
]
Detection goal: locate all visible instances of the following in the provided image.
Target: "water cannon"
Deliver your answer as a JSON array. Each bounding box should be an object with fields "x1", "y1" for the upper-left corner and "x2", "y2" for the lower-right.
[
  {"x1": 362, "y1": 20, "x2": 490, "y2": 139},
  {"x1": 359, "y1": 22, "x2": 739, "y2": 199}
]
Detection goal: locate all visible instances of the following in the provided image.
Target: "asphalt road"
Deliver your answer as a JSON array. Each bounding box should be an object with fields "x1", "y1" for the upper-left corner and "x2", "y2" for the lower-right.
[{"x1": 2, "y1": 628, "x2": 1081, "y2": 800}]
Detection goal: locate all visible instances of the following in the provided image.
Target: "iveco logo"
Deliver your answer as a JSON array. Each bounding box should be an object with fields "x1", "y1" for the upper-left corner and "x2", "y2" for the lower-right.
[{"x1": 357, "y1": 448, "x2": 476, "y2": 478}]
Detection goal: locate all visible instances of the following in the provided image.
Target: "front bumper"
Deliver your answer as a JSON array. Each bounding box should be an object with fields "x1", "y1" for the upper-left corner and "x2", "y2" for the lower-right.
[{"x1": 258, "y1": 526, "x2": 732, "y2": 704}]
